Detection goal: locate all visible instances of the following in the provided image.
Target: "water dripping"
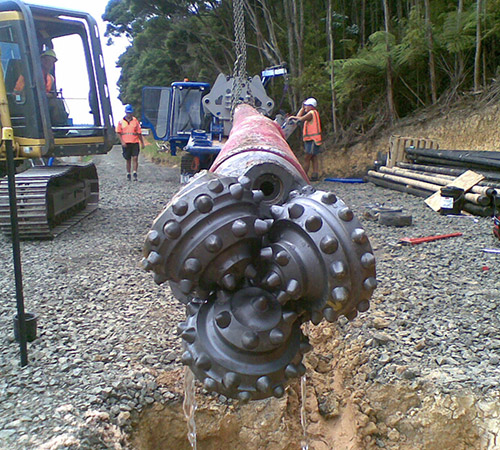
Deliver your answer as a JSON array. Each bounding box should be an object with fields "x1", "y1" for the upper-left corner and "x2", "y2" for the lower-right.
[
  {"x1": 300, "y1": 374, "x2": 309, "y2": 450},
  {"x1": 183, "y1": 367, "x2": 197, "y2": 450}
]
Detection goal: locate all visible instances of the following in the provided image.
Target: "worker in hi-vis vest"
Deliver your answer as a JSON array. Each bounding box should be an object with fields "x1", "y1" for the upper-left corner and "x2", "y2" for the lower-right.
[
  {"x1": 116, "y1": 104, "x2": 145, "y2": 181},
  {"x1": 289, "y1": 97, "x2": 322, "y2": 181}
]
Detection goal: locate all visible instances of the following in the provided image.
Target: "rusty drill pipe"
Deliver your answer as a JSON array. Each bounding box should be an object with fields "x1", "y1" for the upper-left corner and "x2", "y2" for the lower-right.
[{"x1": 142, "y1": 104, "x2": 376, "y2": 401}]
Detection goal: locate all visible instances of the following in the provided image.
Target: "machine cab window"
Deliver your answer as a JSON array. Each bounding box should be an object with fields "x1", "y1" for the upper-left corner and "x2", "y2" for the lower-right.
[{"x1": 0, "y1": 4, "x2": 113, "y2": 148}]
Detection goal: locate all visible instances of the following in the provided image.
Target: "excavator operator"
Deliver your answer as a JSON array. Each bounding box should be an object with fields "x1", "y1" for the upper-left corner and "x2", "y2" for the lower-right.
[{"x1": 14, "y1": 49, "x2": 57, "y2": 96}]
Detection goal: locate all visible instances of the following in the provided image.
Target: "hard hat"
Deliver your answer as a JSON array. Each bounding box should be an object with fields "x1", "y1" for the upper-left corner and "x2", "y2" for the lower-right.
[
  {"x1": 41, "y1": 49, "x2": 57, "y2": 61},
  {"x1": 303, "y1": 97, "x2": 317, "y2": 107},
  {"x1": 125, "y1": 104, "x2": 134, "y2": 113}
]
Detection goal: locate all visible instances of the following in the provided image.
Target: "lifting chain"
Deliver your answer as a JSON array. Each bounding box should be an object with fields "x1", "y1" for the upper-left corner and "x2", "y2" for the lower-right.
[{"x1": 231, "y1": 0, "x2": 251, "y2": 117}]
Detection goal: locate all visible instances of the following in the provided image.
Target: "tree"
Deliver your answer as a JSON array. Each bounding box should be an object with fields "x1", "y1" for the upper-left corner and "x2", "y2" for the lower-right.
[
  {"x1": 382, "y1": 0, "x2": 397, "y2": 123},
  {"x1": 474, "y1": 0, "x2": 482, "y2": 92}
]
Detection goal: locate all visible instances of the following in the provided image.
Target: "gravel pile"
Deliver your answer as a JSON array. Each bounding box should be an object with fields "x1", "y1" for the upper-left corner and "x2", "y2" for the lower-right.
[{"x1": 1, "y1": 148, "x2": 499, "y2": 449}]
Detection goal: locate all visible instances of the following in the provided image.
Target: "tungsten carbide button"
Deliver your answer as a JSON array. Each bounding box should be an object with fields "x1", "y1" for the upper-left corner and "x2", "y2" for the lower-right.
[
  {"x1": 163, "y1": 220, "x2": 181, "y2": 239},
  {"x1": 147, "y1": 251, "x2": 163, "y2": 265},
  {"x1": 266, "y1": 272, "x2": 281, "y2": 288},
  {"x1": 260, "y1": 247, "x2": 273, "y2": 260},
  {"x1": 186, "y1": 302, "x2": 200, "y2": 317},
  {"x1": 288, "y1": 203, "x2": 305, "y2": 219},
  {"x1": 338, "y1": 207, "x2": 354, "y2": 222},
  {"x1": 238, "y1": 175, "x2": 252, "y2": 189},
  {"x1": 223, "y1": 372, "x2": 240, "y2": 389},
  {"x1": 180, "y1": 279, "x2": 194, "y2": 294},
  {"x1": 194, "y1": 194, "x2": 214, "y2": 213},
  {"x1": 332, "y1": 286, "x2": 349, "y2": 302},
  {"x1": 311, "y1": 310, "x2": 323, "y2": 325},
  {"x1": 277, "y1": 291, "x2": 290, "y2": 305},
  {"x1": 357, "y1": 300, "x2": 370, "y2": 312},
  {"x1": 232, "y1": 219, "x2": 248, "y2": 237},
  {"x1": 204, "y1": 378, "x2": 217, "y2": 391},
  {"x1": 141, "y1": 257, "x2": 152, "y2": 271},
  {"x1": 300, "y1": 341, "x2": 312, "y2": 354},
  {"x1": 242, "y1": 331, "x2": 259, "y2": 349},
  {"x1": 270, "y1": 205, "x2": 284, "y2": 218},
  {"x1": 253, "y1": 296, "x2": 269, "y2": 312},
  {"x1": 153, "y1": 273, "x2": 168, "y2": 285},
  {"x1": 306, "y1": 215, "x2": 323, "y2": 232},
  {"x1": 252, "y1": 190, "x2": 265, "y2": 202},
  {"x1": 297, "y1": 363, "x2": 306, "y2": 376},
  {"x1": 256, "y1": 376, "x2": 272, "y2": 392},
  {"x1": 285, "y1": 364, "x2": 299, "y2": 378},
  {"x1": 301, "y1": 185, "x2": 315, "y2": 195},
  {"x1": 195, "y1": 353, "x2": 212, "y2": 370},
  {"x1": 205, "y1": 234, "x2": 223, "y2": 253},
  {"x1": 181, "y1": 327, "x2": 196, "y2": 344},
  {"x1": 269, "y1": 328, "x2": 286, "y2": 345},
  {"x1": 275, "y1": 250, "x2": 290, "y2": 266},
  {"x1": 289, "y1": 190, "x2": 300, "y2": 199},
  {"x1": 215, "y1": 311, "x2": 231, "y2": 328},
  {"x1": 254, "y1": 218, "x2": 271, "y2": 235},
  {"x1": 147, "y1": 230, "x2": 161, "y2": 245},
  {"x1": 320, "y1": 235, "x2": 339, "y2": 254},
  {"x1": 323, "y1": 307, "x2": 337, "y2": 322},
  {"x1": 282, "y1": 310, "x2": 298, "y2": 324},
  {"x1": 286, "y1": 279, "x2": 301, "y2": 298},
  {"x1": 321, "y1": 192, "x2": 337, "y2": 205},
  {"x1": 184, "y1": 258, "x2": 202, "y2": 274},
  {"x1": 172, "y1": 199, "x2": 188, "y2": 216},
  {"x1": 208, "y1": 179, "x2": 224, "y2": 193},
  {"x1": 361, "y1": 252, "x2": 376, "y2": 269},
  {"x1": 363, "y1": 277, "x2": 378, "y2": 291},
  {"x1": 177, "y1": 322, "x2": 187, "y2": 335},
  {"x1": 351, "y1": 228, "x2": 368, "y2": 244},
  {"x1": 229, "y1": 183, "x2": 244, "y2": 200},
  {"x1": 238, "y1": 391, "x2": 251, "y2": 403},
  {"x1": 273, "y1": 385, "x2": 285, "y2": 398},
  {"x1": 345, "y1": 309, "x2": 358, "y2": 320},
  {"x1": 181, "y1": 351, "x2": 193, "y2": 365},
  {"x1": 244, "y1": 264, "x2": 258, "y2": 279},
  {"x1": 330, "y1": 261, "x2": 347, "y2": 279},
  {"x1": 222, "y1": 273, "x2": 236, "y2": 290}
]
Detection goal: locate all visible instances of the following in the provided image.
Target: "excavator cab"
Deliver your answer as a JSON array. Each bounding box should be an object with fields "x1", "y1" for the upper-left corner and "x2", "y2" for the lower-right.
[{"x1": 0, "y1": 1, "x2": 115, "y2": 238}]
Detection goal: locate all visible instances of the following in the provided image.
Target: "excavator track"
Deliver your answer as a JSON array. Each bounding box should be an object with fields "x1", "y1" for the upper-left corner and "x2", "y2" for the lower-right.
[{"x1": 0, "y1": 163, "x2": 98, "y2": 239}]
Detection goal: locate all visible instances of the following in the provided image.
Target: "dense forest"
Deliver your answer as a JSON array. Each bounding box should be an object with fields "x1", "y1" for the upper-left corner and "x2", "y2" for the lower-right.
[{"x1": 103, "y1": 0, "x2": 500, "y2": 139}]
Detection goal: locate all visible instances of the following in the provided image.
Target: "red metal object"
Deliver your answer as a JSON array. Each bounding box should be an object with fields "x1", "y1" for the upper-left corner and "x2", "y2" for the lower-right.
[
  {"x1": 399, "y1": 232, "x2": 463, "y2": 245},
  {"x1": 210, "y1": 104, "x2": 309, "y2": 182}
]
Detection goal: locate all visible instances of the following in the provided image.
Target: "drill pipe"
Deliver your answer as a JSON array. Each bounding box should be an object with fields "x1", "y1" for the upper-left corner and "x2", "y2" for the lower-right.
[{"x1": 143, "y1": 104, "x2": 376, "y2": 401}]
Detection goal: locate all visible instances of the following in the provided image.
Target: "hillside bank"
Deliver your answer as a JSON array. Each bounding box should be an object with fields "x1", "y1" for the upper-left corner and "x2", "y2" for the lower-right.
[{"x1": 318, "y1": 99, "x2": 500, "y2": 178}]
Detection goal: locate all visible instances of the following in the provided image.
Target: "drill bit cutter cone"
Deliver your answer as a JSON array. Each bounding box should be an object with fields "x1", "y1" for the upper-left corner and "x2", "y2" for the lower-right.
[{"x1": 143, "y1": 104, "x2": 376, "y2": 401}]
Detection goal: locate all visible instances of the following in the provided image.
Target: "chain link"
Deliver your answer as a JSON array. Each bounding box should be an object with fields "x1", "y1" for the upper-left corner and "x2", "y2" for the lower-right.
[{"x1": 231, "y1": 0, "x2": 250, "y2": 117}]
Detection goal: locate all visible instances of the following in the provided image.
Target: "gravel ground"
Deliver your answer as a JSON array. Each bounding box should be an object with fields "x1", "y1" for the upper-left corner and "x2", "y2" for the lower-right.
[
  {"x1": 315, "y1": 178, "x2": 500, "y2": 396},
  {"x1": 1, "y1": 147, "x2": 499, "y2": 449},
  {"x1": 0, "y1": 147, "x2": 185, "y2": 449}
]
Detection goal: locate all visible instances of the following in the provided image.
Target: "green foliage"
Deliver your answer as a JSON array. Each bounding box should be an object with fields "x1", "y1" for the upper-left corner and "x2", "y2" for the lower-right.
[{"x1": 104, "y1": 0, "x2": 500, "y2": 138}]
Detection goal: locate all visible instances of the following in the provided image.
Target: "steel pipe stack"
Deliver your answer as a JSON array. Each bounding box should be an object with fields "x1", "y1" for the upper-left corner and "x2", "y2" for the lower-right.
[
  {"x1": 142, "y1": 104, "x2": 376, "y2": 401},
  {"x1": 367, "y1": 146, "x2": 500, "y2": 217}
]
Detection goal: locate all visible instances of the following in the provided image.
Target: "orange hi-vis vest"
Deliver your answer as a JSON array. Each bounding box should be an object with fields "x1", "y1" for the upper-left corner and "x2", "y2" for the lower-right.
[
  {"x1": 117, "y1": 116, "x2": 142, "y2": 144},
  {"x1": 303, "y1": 109, "x2": 322, "y2": 145},
  {"x1": 14, "y1": 72, "x2": 54, "y2": 93}
]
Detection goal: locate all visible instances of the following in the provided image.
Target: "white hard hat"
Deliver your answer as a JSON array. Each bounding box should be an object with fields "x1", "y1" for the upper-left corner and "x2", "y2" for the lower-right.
[{"x1": 303, "y1": 97, "x2": 317, "y2": 107}]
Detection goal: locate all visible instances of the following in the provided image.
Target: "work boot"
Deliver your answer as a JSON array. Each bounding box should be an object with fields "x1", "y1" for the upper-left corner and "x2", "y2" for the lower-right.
[
  {"x1": 133, "y1": 172, "x2": 138, "y2": 181},
  {"x1": 310, "y1": 172, "x2": 319, "y2": 182},
  {"x1": 127, "y1": 173, "x2": 131, "y2": 181}
]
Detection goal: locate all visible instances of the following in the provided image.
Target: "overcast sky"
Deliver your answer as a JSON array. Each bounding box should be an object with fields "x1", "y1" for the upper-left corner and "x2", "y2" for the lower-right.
[{"x1": 27, "y1": 0, "x2": 129, "y2": 120}]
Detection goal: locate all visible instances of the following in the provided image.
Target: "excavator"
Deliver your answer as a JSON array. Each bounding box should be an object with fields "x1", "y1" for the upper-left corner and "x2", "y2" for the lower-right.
[{"x1": 0, "y1": 0, "x2": 114, "y2": 238}]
